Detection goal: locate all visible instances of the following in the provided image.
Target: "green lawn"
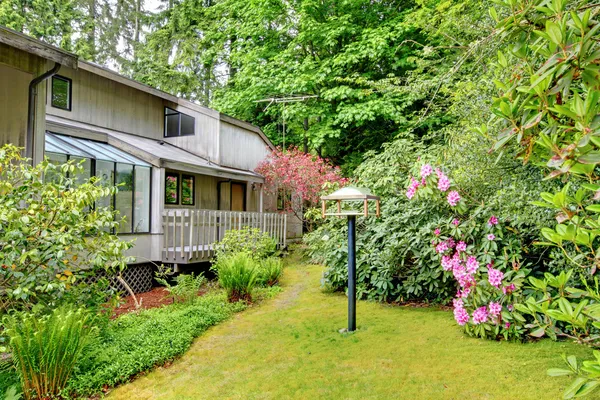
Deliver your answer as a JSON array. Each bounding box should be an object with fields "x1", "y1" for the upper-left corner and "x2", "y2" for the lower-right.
[{"x1": 110, "y1": 254, "x2": 592, "y2": 400}]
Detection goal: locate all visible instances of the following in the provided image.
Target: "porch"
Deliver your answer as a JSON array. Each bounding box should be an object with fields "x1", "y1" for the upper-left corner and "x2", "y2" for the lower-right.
[{"x1": 162, "y1": 209, "x2": 287, "y2": 264}]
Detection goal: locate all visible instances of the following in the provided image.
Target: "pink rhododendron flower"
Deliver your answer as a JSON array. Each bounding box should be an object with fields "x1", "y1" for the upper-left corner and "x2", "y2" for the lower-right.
[
  {"x1": 453, "y1": 302, "x2": 470, "y2": 326},
  {"x1": 434, "y1": 228, "x2": 441, "y2": 236},
  {"x1": 453, "y1": 266, "x2": 475, "y2": 289},
  {"x1": 452, "y1": 218, "x2": 460, "y2": 226},
  {"x1": 466, "y1": 256, "x2": 479, "y2": 274},
  {"x1": 504, "y1": 322, "x2": 511, "y2": 329},
  {"x1": 406, "y1": 176, "x2": 421, "y2": 199},
  {"x1": 456, "y1": 241, "x2": 467, "y2": 252},
  {"x1": 457, "y1": 287, "x2": 471, "y2": 298},
  {"x1": 421, "y1": 177, "x2": 426, "y2": 186},
  {"x1": 472, "y1": 306, "x2": 489, "y2": 324},
  {"x1": 446, "y1": 238, "x2": 456, "y2": 248},
  {"x1": 488, "y1": 267, "x2": 504, "y2": 288},
  {"x1": 435, "y1": 241, "x2": 449, "y2": 254},
  {"x1": 435, "y1": 168, "x2": 443, "y2": 178},
  {"x1": 508, "y1": 304, "x2": 514, "y2": 312},
  {"x1": 438, "y1": 174, "x2": 451, "y2": 192},
  {"x1": 453, "y1": 298, "x2": 464, "y2": 309},
  {"x1": 489, "y1": 302, "x2": 502, "y2": 316},
  {"x1": 441, "y1": 255, "x2": 453, "y2": 271},
  {"x1": 447, "y1": 191, "x2": 460, "y2": 206},
  {"x1": 488, "y1": 215, "x2": 498, "y2": 226},
  {"x1": 487, "y1": 234, "x2": 495, "y2": 241},
  {"x1": 502, "y1": 283, "x2": 515, "y2": 295},
  {"x1": 420, "y1": 164, "x2": 433, "y2": 178}
]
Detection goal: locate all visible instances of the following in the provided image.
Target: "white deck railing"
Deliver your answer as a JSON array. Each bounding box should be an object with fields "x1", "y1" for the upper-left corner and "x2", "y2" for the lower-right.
[{"x1": 162, "y1": 209, "x2": 287, "y2": 263}]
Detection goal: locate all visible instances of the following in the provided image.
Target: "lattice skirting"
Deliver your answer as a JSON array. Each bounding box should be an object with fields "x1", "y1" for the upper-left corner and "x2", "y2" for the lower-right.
[{"x1": 82, "y1": 263, "x2": 155, "y2": 294}]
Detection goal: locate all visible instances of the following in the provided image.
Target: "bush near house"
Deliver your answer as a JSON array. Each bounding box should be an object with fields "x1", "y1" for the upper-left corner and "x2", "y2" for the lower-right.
[{"x1": 0, "y1": 145, "x2": 133, "y2": 315}]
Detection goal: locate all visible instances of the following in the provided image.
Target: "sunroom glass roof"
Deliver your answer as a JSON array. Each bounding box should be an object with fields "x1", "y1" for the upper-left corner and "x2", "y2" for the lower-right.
[{"x1": 45, "y1": 132, "x2": 151, "y2": 166}]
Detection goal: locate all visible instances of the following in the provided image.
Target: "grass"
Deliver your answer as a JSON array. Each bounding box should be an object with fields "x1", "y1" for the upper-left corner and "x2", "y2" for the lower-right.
[
  {"x1": 109, "y1": 253, "x2": 593, "y2": 400},
  {"x1": 66, "y1": 292, "x2": 246, "y2": 396}
]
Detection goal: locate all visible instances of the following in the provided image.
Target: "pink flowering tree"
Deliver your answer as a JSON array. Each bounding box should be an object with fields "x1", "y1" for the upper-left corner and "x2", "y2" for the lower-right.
[
  {"x1": 407, "y1": 163, "x2": 531, "y2": 340},
  {"x1": 256, "y1": 146, "x2": 347, "y2": 227}
]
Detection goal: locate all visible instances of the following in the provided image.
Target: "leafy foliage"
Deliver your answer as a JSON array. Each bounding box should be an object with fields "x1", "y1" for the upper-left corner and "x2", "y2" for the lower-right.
[
  {"x1": 0, "y1": 145, "x2": 133, "y2": 314},
  {"x1": 66, "y1": 292, "x2": 244, "y2": 396},
  {"x1": 155, "y1": 267, "x2": 206, "y2": 304},
  {"x1": 214, "y1": 227, "x2": 277, "y2": 262},
  {"x1": 256, "y1": 257, "x2": 284, "y2": 287},
  {"x1": 255, "y1": 147, "x2": 347, "y2": 224},
  {"x1": 212, "y1": 252, "x2": 259, "y2": 302},
  {"x1": 4, "y1": 306, "x2": 94, "y2": 400}
]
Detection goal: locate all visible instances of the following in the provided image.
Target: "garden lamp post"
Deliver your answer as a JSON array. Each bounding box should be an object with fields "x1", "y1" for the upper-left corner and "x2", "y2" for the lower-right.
[{"x1": 321, "y1": 187, "x2": 380, "y2": 332}]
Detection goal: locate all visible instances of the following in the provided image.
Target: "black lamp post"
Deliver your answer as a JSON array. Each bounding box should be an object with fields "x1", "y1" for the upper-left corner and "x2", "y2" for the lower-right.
[{"x1": 321, "y1": 187, "x2": 380, "y2": 332}]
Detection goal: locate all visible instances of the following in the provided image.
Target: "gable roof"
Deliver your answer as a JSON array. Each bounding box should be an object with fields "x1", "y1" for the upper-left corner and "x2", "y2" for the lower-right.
[
  {"x1": 0, "y1": 25, "x2": 275, "y2": 151},
  {"x1": 0, "y1": 26, "x2": 77, "y2": 69}
]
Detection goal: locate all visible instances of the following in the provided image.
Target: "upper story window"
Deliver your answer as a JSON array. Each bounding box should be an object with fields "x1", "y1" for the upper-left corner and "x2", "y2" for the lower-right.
[
  {"x1": 164, "y1": 107, "x2": 195, "y2": 137},
  {"x1": 51, "y1": 75, "x2": 72, "y2": 111}
]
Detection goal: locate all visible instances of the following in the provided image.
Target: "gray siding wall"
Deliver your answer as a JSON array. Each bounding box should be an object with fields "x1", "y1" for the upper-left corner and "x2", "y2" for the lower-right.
[
  {"x1": 0, "y1": 44, "x2": 48, "y2": 163},
  {"x1": 46, "y1": 68, "x2": 164, "y2": 139},
  {"x1": 219, "y1": 121, "x2": 271, "y2": 171}
]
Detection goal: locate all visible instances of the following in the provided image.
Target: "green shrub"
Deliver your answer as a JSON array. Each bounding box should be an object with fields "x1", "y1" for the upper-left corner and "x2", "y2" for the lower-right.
[
  {"x1": 4, "y1": 307, "x2": 94, "y2": 400},
  {"x1": 213, "y1": 252, "x2": 258, "y2": 302},
  {"x1": 257, "y1": 257, "x2": 284, "y2": 287},
  {"x1": 155, "y1": 267, "x2": 206, "y2": 304},
  {"x1": 214, "y1": 228, "x2": 277, "y2": 261},
  {"x1": 66, "y1": 293, "x2": 244, "y2": 396},
  {"x1": 0, "y1": 144, "x2": 133, "y2": 314}
]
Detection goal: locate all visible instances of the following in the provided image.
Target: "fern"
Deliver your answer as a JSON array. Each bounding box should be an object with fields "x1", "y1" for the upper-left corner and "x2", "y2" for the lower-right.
[{"x1": 3, "y1": 307, "x2": 94, "y2": 400}]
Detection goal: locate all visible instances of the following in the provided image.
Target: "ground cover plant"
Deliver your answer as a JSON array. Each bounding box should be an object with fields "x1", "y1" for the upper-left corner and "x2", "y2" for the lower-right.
[
  {"x1": 65, "y1": 292, "x2": 245, "y2": 397},
  {"x1": 108, "y1": 255, "x2": 593, "y2": 400}
]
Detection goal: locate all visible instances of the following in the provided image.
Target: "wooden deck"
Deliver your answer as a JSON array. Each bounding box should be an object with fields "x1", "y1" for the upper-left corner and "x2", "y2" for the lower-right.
[{"x1": 162, "y1": 209, "x2": 287, "y2": 264}]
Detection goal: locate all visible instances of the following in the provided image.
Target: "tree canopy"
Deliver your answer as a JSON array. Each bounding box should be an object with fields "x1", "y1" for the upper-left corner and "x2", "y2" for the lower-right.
[{"x1": 0, "y1": 0, "x2": 480, "y2": 173}]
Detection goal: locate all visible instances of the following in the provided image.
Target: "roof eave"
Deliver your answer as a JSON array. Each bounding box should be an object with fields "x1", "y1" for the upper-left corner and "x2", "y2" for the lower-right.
[{"x1": 0, "y1": 26, "x2": 77, "y2": 69}]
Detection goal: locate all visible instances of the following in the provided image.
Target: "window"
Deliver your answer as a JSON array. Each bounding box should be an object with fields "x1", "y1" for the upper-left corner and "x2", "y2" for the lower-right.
[
  {"x1": 134, "y1": 167, "x2": 151, "y2": 233},
  {"x1": 165, "y1": 172, "x2": 179, "y2": 204},
  {"x1": 45, "y1": 152, "x2": 67, "y2": 183},
  {"x1": 164, "y1": 107, "x2": 195, "y2": 137},
  {"x1": 181, "y1": 174, "x2": 195, "y2": 205},
  {"x1": 116, "y1": 164, "x2": 134, "y2": 233},
  {"x1": 44, "y1": 132, "x2": 152, "y2": 234},
  {"x1": 277, "y1": 188, "x2": 291, "y2": 211},
  {"x1": 51, "y1": 75, "x2": 72, "y2": 110}
]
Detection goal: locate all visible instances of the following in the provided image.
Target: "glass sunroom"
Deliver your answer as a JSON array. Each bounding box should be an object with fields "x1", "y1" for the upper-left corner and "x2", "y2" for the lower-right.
[{"x1": 44, "y1": 132, "x2": 152, "y2": 234}]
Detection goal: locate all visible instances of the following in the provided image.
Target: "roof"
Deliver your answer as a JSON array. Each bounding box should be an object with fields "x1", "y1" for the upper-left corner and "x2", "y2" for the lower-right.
[
  {"x1": 46, "y1": 115, "x2": 264, "y2": 183},
  {"x1": 46, "y1": 132, "x2": 151, "y2": 166},
  {"x1": 0, "y1": 26, "x2": 77, "y2": 69},
  {"x1": 0, "y1": 26, "x2": 275, "y2": 151}
]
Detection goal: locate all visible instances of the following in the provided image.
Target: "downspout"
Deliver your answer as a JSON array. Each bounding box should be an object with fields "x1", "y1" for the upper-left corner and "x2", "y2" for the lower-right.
[{"x1": 26, "y1": 62, "x2": 61, "y2": 163}]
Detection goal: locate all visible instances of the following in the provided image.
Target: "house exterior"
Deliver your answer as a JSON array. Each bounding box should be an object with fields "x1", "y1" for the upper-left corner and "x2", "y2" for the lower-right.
[{"x1": 0, "y1": 26, "x2": 300, "y2": 276}]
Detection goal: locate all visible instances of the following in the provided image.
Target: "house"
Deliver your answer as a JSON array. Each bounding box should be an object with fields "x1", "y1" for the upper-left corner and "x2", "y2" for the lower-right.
[{"x1": 0, "y1": 26, "x2": 300, "y2": 289}]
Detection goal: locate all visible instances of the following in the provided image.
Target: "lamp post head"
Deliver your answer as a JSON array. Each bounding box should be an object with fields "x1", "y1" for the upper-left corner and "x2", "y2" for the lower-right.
[{"x1": 321, "y1": 186, "x2": 381, "y2": 218}]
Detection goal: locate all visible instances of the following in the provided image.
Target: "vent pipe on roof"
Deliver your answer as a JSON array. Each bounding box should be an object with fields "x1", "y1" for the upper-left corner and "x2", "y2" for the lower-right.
[{"x1": 26, "y1": 62, "x2": 61, "y2": 163}]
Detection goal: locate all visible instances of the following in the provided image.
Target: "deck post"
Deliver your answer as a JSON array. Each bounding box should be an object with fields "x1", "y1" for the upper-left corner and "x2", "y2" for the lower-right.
[{"x1": 283, "y1": 214, "x2": 287, "y2": 248}]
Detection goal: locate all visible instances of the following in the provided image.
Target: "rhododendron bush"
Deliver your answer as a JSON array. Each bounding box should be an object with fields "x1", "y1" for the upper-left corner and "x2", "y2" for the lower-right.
[
  {"x1": 407, "y1": 163, "x2": 532, "y2": 339},
  {"x1": 255, "y1": 147, "x2": 347, "y2": 224}
]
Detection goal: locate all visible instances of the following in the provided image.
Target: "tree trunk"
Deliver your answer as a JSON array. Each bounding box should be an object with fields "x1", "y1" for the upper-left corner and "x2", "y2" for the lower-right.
[{"x1": 303, "y1": 117, "x2": 309, "y2": 153}]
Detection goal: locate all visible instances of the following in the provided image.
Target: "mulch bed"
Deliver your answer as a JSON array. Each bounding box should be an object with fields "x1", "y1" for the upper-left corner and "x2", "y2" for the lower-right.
[{"x1": 112, "y1": 287, "x2": 174, "y2": 318}]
